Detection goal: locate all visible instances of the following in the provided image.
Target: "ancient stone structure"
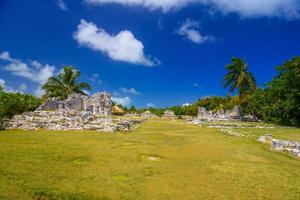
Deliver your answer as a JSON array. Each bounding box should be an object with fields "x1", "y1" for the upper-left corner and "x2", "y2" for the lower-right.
[
  {"x1": 37, "y1": 92, "x2": 112, "y2": 116},
  {"x1": 140, "y1": 111, "x2": 157, "y2": 118},
  {"x1": 7, "y1": 110, "x2": 144, "y2": 132},
  {"x1": 84, "y1": 92, "x2": 112, "y2": 116},
  {"x1": 258, "y1": 134, "x2": 300, "y2": 158},
  {"x1": 198, "y1": 107, "x2": 208, "y2": 120},
  {"x1": 162, "y1": 110, "x2": 177, "y2": 119},
  {"x1": 7, "y1": 92, "x2": 144, "y2": 132},
  {"x1": 229, "y1": 106, "x2": 242, "y2": 119},
  {"x1": 197, "y1": 106, "x2": 249, "y2": 121}
]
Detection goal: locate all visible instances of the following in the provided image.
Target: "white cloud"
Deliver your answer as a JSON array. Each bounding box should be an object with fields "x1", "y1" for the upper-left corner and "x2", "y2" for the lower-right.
[
  {"x1": 193, "y1": 83, "x2": 199, "y2": 87},
  {"x1": 112, "y1": 96, "x2": 132, "y2": 107},
  {"x1": 146, "y1": 102, "x2": 155, "y2": 107},
  {"x1": 89, "y1": 73, "x2": 102, "y2": 84},
  {"x1": 183, "y1": 103, "x2": 191, "y2": 107},
  {"x1": 0, "y1": 78, "x2": 27, "y2": 93},
  {"x1": 84, "y1": 0, "x2": 300, "y2": 19},
  {"x1": 74, "y1": 19, "x2": 158, "y2": 66},
  {"x1": 0, "y1": 79, "x2": 5, "y2": 88},
  {"x1": 0, "y1": 51, "x2": 14, "y2": 62},
  {"x1": 177, "y1": 19, "x2": 214, "y2": 44},
  {"x1": 18, "y1": 83, "x2": 27, "y2": 92},
  {"x1": 120, "y1": 87, "x2": 140, "y2": 95},
  {"x1": 112, "y1": 91, "x2": 120, "y2": 96},
  {"x1": 57, "y1": 0, "x2": 69, "y2": 11},
  {"x1": 0, "y1": 51, "x2": 56, "y2": 97},
  {"x1": 0, "y1": 51, "x2": 55, "y2": 85},
  {"x1": 33, "y1": 87, "x2": 44, "y2": 97}
]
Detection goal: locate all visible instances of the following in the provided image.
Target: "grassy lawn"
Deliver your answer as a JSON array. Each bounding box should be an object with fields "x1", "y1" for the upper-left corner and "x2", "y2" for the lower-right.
[{"x1": 1, "y1": 119, "x2": 300, "y2": 200}]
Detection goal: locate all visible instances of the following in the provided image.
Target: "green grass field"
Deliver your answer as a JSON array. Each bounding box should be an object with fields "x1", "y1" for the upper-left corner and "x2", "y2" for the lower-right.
[{"x1": 1, "y1": 119, "x2": 300, "y2": 200}]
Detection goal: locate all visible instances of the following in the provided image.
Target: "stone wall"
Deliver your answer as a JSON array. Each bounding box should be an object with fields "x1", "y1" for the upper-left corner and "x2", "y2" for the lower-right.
[
  {"x1": 140, "y1": 111, "x2": 158, "y2": 119},
  {"x1": 197, "y1": 106, "x2": 257, "y2": 122},
  {"x1": 162, "y1": 110, "x2": 177, "y2": 119},
  {"x1": 37, "y1": 92, "x2": 112, "y2": 116},
  {"x1": 258, "y1": 134, "x2": 300, "y2": 158},
  {"x1": 6, "y1": 92, "x2": 144, "y2": 132},
  {"x1": 7, "y1": 110, "x2": 144, "y2": 132}
]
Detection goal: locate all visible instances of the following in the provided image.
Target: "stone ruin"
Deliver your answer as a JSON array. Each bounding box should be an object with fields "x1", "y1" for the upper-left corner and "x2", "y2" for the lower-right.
[
  {"x1": 37, "y1": 92, "x2": 112, "y2": 116},
  {"x1": 197, "y1": 106, "x2": 257, "y2": 122},
  {"x1": 7, "y1": 92, "x2": 144, "y2": 132},
  {"x1": 162, "y1": 110, "x2": 177, "y2": 120},
  {"x1": 258, "y1": 134, "x2": 300, "y2": 158},
  {"x1": 140, "y1": 111, "x2": 158, "y2": 119}
]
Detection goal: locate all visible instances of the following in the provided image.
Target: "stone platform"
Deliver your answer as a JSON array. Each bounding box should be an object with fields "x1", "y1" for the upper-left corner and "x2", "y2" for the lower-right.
[{"x1": 7, "y1": 110, "x2": 144, "y2": 132}]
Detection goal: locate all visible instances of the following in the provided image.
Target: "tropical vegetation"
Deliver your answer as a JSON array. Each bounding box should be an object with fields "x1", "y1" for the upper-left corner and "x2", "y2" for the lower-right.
[
  {"x1": 223, "y1": 57, "x2": 257, "y2": 101},
  {"x1": 0, "y1": 86, "x2": 41, "y2": 128},
  {"x1": 42, "y1": 66, "x2": 91, "y2": 100},
  {"x1": 244, "y1": 57, "x2": 300, "y2": 126}
]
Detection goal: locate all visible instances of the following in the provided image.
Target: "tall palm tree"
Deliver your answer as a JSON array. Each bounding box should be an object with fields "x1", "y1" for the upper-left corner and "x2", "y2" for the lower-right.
[
  {"x1": 223, "y1": 57, "x2": 256, "y2": 101},
  {"x1": 42, "y1": 66, "x2": 91, "y2": 99}
]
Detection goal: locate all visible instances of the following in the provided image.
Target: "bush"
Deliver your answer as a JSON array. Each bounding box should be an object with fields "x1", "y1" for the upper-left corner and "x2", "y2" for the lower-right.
[
  {"x1": 0, "y1": 88, "x2": 41, "y2": 121},
  {"x1": 245, "y1": 57, "x2": 300, "y2": 127}
]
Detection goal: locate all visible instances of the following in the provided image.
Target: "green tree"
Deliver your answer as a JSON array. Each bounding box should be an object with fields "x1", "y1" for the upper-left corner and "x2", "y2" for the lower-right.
[
  {"x1": 42, "y1": 66, "x2": 91, "y2": 99},
  {"x1": 245, "y1": 57, "x2": 300, "y2": 126},
  {"x1": 223, "y1": 58, "x2": 257, "y2": 101},
  {"x1": 0, "y1": 90, "x2": 41, "y2": 129}
]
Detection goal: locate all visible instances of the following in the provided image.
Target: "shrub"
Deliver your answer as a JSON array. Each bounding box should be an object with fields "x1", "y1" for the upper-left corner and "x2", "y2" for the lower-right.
[{"x1": 0, "y1": 88, "x2": 41, "y2": 123}]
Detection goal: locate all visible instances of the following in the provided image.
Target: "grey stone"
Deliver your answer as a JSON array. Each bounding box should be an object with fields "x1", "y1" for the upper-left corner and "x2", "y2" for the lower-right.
[
  {"x1": 257, "y1": 135, "x2": 300, "y2": 158},
  {"x1": 6, "y1": 92, "x2": 144, "y2": 132},
  {"x1": 38, "y1": 92, "x2": 112, "y2": 117},
  {"x1": 162, "y1": 110, "x2": 176, "y2": 119},
  {"x1": 141, "y1": 111, "x2": 157, "y2": 118},
  {"x1": 198, "y1": 107, "x2": 208, "y2": 120}
]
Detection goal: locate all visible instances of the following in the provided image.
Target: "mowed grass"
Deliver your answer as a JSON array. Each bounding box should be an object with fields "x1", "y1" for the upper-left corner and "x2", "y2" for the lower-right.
[{"x1": 1, "y1": 120, "x2": 300, "y2": 200}]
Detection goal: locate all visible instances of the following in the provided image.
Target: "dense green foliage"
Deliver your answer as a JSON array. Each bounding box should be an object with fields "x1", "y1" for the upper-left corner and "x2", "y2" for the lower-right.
[
  {"x1": 0, "y1": 87, "x2": 41, "y2": 128},
  {"x1": 195, "y1": 96, "x2": 238, "y2": 111},
  {"x1": 42, "y1": 66, "x2": 91, "y2": 100},
  {"x1": 245, "y1": 57, "x2": 300, "y2": 127},
  {"x1": 129, "y1": 96, "x2": 238, "y2": 117},
  {"x1": 223, "y1": 57, "x2": 256, "y2": 100}
]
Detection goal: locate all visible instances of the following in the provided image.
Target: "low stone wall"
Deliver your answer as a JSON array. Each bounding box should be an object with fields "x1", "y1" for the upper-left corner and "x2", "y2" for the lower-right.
[
  {"x1": 258, "y1": 134, "x2": 300, "y2": 158},
  {"x1": 6, "y1": 110, "x2": 144, "y2": 132}
]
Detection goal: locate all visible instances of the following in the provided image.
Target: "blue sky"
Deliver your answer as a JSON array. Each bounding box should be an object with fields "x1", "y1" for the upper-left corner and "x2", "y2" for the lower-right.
[{"x1": 0, "y1": 0, "x2": 300, "y2": 108}]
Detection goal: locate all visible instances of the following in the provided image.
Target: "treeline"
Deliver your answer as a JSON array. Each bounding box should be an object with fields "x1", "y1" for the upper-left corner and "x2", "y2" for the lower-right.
[
  {"x1": 124, "y1": 57, "x2": 300, "y2": 127},
  {"x1": 0, "y1": 56, "x2": 299, "y2": 127},
  {"x1": 122, "y1": 96, "x2": 239, "y2": 117}
]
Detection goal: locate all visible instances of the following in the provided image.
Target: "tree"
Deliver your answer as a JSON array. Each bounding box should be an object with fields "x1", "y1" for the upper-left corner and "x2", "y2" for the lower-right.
[
  {"x1": 245, "y1": 57, "x2": 300, "y2": 126},
  {"x1": 0, "y1": 90, "x2": 41, "y2": 129},
  {"x1": 42, "y1": 66, "x2": 91, "y2": 99},
  {"x1": 223, "y1": 58, "x2": 256, "y2": 101}
]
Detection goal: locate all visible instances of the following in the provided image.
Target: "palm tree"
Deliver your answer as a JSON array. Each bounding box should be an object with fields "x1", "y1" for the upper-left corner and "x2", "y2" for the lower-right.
[
  {"x1": 223, "y1": 57, "x2": 256, "y2": 101},
  {"x1": 42, "y1": 66, "x2": 91, "y2": 99}
]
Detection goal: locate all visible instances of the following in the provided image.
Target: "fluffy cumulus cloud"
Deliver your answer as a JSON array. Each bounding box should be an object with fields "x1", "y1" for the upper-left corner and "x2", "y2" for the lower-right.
[
  {"x1": 0, "y1": 78, "x2": 27, "y2": 93},
  {"x1": 120, "y1": 87, "x2": 140, "y2": 95},
  {"x1": 84, "y1": 0, "x2": 300, "y2": 19},
  {"x1": 112, "y1": 96, "x2": 132, "y2": 107},
  {"x1": 88, "y1": 73, "x2": 102, "y2": 84},
  {"x1": 0, "y1": 79, "x2": 4, "y2": 87},
  {"x1": 0, "y1": 51, "x2": 56, "y2": 96},
  {"x1": 177, "y1": 19, "x2": 214, "y2": 44},
  {"x1": 57, "y1": 0, "x2": 69, "y2": 11},
  {"x1": 146, "y1": 102, "x2": 155, "y2": 107},
  {"x1": 74, "y1": 19, "x2": 158, "y2": 66}
]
